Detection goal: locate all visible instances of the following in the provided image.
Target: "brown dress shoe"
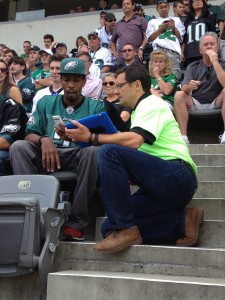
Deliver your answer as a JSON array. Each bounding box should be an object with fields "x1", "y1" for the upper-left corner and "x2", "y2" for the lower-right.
[
  {"x1": 93, "y1": 227, "x2": 143, "y2": 253},
  {"x1": 176, "y1": 207, "x2": 204, "y2": 247}
]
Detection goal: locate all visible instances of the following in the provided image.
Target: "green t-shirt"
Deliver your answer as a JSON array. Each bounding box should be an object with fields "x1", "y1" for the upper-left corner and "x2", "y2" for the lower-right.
[
  {"x1": 151, "y1": 74, "x2": 177, "y2": 105},
  {"x1": 32, "y1": 69, "x2": 51, "y2": 93},
  {"x1": 131, "y1": 95, "x2": 197, "y2": 175},
  {"x1": 26, "y1": 94, "x2": 105, "y2": 148}
]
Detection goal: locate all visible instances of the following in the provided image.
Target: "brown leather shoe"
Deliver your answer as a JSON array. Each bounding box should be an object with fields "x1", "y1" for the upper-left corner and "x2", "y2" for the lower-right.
[
  {"x1": 176, "y1": 207, "x2": 204, "y2": 247},
  {"x1": 93, "y1": 227, "x2": 143, "y2": 253}
]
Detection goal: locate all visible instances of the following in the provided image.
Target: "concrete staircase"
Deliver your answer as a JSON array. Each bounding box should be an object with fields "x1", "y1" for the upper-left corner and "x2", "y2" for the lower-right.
[
  {"x1": 46, "y1": 144, "x2": 225, "y2": 300},
  {"x1": 0, "y1": 144, "x2": 224, "y2": 299}
]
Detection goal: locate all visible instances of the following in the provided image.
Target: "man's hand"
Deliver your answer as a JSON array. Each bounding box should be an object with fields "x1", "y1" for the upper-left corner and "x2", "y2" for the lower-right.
[
  {"x1": 168, "y1": 19, "x2": 176, "y2": 30},
  {"x1": 206, "y1": 49, "x2": 218, "y2": 64},
  {"x1": 65, "y1": 121, "x2": 90, "y2": 143},
  {"x1": 188, "y1": 80, "x2": 201, "y2": 90},
  {"x1": 55, "y1": 123, "x2": 71, "y2": 141},
  {"x1": 40, "y1": 137, "x2": 61, "y2": 172}
]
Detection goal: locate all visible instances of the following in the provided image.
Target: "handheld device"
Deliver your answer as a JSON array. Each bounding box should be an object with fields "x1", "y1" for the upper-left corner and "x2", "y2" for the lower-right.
[
  {"x1": 52, "y1": 115, "x2": 63, "y2": 125},
  {"x1": 66, "y1": 112, "x2": 118, "y2": 147}
]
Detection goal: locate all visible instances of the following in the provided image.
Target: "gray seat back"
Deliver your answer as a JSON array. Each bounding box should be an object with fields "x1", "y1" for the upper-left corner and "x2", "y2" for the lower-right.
[{"x1": 0, "y1": 175, "x2": 60, "y2": 278}]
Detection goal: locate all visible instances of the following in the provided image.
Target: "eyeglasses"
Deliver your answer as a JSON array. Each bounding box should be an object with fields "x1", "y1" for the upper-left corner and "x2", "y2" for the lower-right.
[
  {"x1": 115, "y1": 81, "x2": 128, "y2": 89},
  {"x1": 89, "y1": 36, "x2": 98, "y2": 40},
  {"x1": 0, "y1": 68, "x2": 7, "y2": 73},
  {"x1": 107, "y1": 19, "x2": 116, "y2": 22},
  {"x1": 122, "y1": 49, "x2": 133, "y2": 53},
  {"x1": 102, "y1": 81, "x2": 115, "y2": 87}
]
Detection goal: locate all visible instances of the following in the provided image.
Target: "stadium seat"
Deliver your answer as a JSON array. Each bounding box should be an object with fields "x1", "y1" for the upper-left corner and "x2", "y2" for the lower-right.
[{"x1": 0, "y1": 175, "x2": 67, "y2": 299}]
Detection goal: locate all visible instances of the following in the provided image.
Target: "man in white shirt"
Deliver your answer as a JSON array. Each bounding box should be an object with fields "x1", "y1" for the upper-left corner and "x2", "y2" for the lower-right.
[
  {"x1": 88, "y1": 31, "x2": 112, "y2": 74},
  {"x1": 32, "y1": 55, "x2": 64, "y2": 113},
  {"x1": 146, "y1": 0, "x2": 185, "y2": 80}
]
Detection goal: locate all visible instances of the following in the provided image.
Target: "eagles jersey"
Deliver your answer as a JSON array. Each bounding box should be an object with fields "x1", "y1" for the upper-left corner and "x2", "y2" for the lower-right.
[
  {"x1": 26, "y1": 94, "x2": 105, "y2": 148},
  {"x1": 151, "y1": 74, "x2": 177, "y2": 105},
  {"x1": 184, "y1": 13, "x2": 216, "y2": 60},
  {"x1": 0, "y1": 98, "x2": 27, "y2": 144},
  {"x1": 17, "y1": 76, "x2": 35, "y2": 113}
]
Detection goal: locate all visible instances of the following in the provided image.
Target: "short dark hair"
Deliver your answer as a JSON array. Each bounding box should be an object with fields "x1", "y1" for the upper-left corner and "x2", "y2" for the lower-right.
[
  {"x1": 23, "y1": 41, "x2": 31, "y2": 45},
  {"x1": 49, "y1": 55, "x2": 64, "y2": 66},
  {"x1": 8, "y1": 56, "x2": 27, "y2": 75},
  {"x1": 3, "y1": 49, "x2": 18, "y2": 57},
  {"x1": 173, "y1": 0, "x2": 184, "y2": 7},
  {"x1": 122, "y1": 43, "x2": 135, "y2": 50},
  {"x1": 43, "y1": 34, "x2": 54, "y2": 42},
  {"x1": 75, "y1": 51, "x2": 92, "y2": 63},
  {"x1": 116, "y1": 63, "x2": 150, "y2": 93}
]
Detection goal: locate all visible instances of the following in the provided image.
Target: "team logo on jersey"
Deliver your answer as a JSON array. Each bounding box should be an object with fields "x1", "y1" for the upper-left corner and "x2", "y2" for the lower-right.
[
  {"x1": 64, "y1": 61, "x2": 78, "y2": 71},
  {"x1": 27, "y1": 115, "x2": 35, "y2": 125},
  {"x1": 23, "y1": 88, "x2": 32, "y2": 97},
  {"x1": 1, "y1": 124, "x2": 20, "y2": 133}
]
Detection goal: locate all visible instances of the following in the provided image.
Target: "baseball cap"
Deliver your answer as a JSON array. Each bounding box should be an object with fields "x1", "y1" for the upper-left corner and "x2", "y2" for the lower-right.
[
  {"x1": 59, "y1": 58, "x2": 86, "y2": 76},
  {"x1": 30, "y1": 45, "x2": 40, "y2": 52},
  {"x1": 156, "y1": 0, "x2": 169, "y2": 5},
  {"x1": 135, "y1": 3, "x2": 143, "y2": 10},
  {"x1": 105, "y1": 12, "x2": 116, "y2": 21},
  {"x1": 39, "y1": 48, "x2": 53, "y2": 55},
  {"x1": 88, "y1": 31, "x2": 101, "y2": 41},
  {"x1": 56, "y1": 42, "x2": 67, "y2": 48}
]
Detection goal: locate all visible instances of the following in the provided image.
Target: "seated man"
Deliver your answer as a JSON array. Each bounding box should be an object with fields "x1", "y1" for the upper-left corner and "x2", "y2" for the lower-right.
[
  {"x1": 0, "y1": 98, "x2": 27, "y2": 176},
  {"x1": 174, "y1": 32, "x2": 225, "y2": 144},
  {"x1": 64, "y1": 63, "x2": 203, "y2": 253},
  {"x1": 88, "y1": 31, "x2": 112, "y2": 74},
  {"x1": 9, "y1": 57, "x2": 105, "y2": 241},
  {"x1": 75, "y1": 51, "x2": 103, "y2": 99},
  {"x1": 110, "y1": 43, "x2": 140, "y2": 73}
]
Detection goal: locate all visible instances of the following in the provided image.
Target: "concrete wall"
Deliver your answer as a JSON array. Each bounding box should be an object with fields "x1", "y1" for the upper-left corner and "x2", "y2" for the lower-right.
[{"x1": 0, "y1": 1, "x2": 223, "y2": 56}]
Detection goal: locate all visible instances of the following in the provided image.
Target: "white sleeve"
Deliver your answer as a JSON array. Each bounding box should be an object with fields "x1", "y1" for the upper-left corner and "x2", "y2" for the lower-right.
[{"x1": 146, "y1": 20, "x2": 156, "y2": 40}]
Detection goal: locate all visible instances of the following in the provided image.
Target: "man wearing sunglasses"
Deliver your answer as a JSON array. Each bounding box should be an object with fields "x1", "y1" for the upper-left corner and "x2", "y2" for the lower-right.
[
  {"x1": 110, "y1": 43, "x2": 139, "y2": 72},
  {"x1": 174, "y1": 32, "x2": 225, "y2": 144},
  {"x1": 97, "y1": 13, "x2": 117, "y2": 50}
]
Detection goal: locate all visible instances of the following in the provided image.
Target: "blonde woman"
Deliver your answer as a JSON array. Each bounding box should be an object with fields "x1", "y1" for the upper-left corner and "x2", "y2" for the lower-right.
[
  {"x1": 103, "y1": 72, "x2": 131, "y2": 123},
  {"x1": 149, "y1": 50, "x2": 177, "y2": 109}
]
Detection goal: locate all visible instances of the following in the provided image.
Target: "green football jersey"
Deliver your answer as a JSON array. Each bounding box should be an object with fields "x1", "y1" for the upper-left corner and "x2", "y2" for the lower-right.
[{"x1": 26, "y1": 94, "x2": 105, "y2": 147}]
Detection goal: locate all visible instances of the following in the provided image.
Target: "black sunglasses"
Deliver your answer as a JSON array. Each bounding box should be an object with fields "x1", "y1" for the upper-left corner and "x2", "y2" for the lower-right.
[
  {"x1": 107, "y1": 19, "x2": 116, "y2": 22},
  {"x1": 102, "y1": 81, "x2": 115, "y2": 87},
  {"x1": 0, "y1": 68, "x2": 7, "y2": 73},
  {"x1": 122, "y1": 49, "x2": 133, "y2": 53}
]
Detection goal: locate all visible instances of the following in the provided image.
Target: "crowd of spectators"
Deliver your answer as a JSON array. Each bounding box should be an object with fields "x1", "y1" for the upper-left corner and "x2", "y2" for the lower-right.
[{"x1": 0, "y1": 0, "x2": 225, "y2": 243}]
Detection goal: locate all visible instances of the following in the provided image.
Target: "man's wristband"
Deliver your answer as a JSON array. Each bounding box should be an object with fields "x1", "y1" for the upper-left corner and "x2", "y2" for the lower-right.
[
  {"x1": 38, "y1": 136, "x2": 46, "y2": 146},
  {"x1": 139, "y1": 47, "x2": 144, "y2": 51},
  {"x1": 92, "y1": 133, "x2": 99, "y2": 146}
]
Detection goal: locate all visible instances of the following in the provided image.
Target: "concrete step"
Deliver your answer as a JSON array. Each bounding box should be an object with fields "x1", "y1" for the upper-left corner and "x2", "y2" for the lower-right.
[
  {"x1": 195, "y1": 181, "x2": 225, "y2": 198},
  {"x1": 189, "y1": 144, "x2": 225, "y2": 155},
  {"x1": 54, "y1": 242, "x2": 225, "y2": 279},
  {"x1": 95, "y1": 217, "x2": 225, "y2": 247},
  {"x1": 188, "y1": 198, "x2": 225, "y2": 220},
  {"x1": 197, "y1": 166, "x2": 225, "y2": 181},
  {"x1": 192, "y1": 154, "x2": 225, "y2": 166},
  {"x1": 47, "y1": 270, "x2": 225, "y2": 300}
]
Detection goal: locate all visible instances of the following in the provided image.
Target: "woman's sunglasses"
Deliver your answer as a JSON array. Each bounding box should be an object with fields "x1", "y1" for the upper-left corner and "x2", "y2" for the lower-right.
[{"x1": 102, "y1": 81, "x2": 115, "y2": 87}]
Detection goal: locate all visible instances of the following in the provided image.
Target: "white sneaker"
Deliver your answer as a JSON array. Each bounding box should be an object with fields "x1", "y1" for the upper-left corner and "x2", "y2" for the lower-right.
[
  {"x1": 182, "y1": 135, "x2": 190, "y2": 145},
  {"x1": 219, "y1": 132, "x2": 225, "y2": 144}
]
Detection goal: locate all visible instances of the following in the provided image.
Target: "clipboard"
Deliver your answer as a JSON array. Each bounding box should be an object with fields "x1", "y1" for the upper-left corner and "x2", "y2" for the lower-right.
[{"x1": 66, "y1": 112, "x2": 118, "y2": 147}]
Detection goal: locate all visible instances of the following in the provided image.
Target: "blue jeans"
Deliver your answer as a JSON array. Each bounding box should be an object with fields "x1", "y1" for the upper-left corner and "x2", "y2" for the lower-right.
[
  {"x1": 97, "y1": 144, "x2": 197, "y2": 244},
  {"x1": 0, "y1": 150, "x2": 11, "y2": 176}
]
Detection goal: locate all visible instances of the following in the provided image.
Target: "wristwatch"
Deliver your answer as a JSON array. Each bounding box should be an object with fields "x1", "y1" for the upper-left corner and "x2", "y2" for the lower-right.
[{"x1": 139, "y1": 47, "x2": 144, "y2": 51}]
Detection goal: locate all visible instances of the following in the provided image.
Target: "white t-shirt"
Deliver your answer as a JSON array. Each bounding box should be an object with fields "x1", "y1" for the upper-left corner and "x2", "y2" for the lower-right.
[
  {"x1": 32, "y1": 86, "x2": 64, "y2": 113},
  {"x1": 146, "y1": 16, "x2": 185, "y2": 55},
  {"x1": 90, "y1": 47, "x2": 112, "y2": 69}
]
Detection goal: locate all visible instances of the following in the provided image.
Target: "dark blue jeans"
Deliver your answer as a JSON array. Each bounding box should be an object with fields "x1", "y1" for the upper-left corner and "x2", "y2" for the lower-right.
[{"x1": 97, "y1": 144, "x2": 198, "y2": 244}]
